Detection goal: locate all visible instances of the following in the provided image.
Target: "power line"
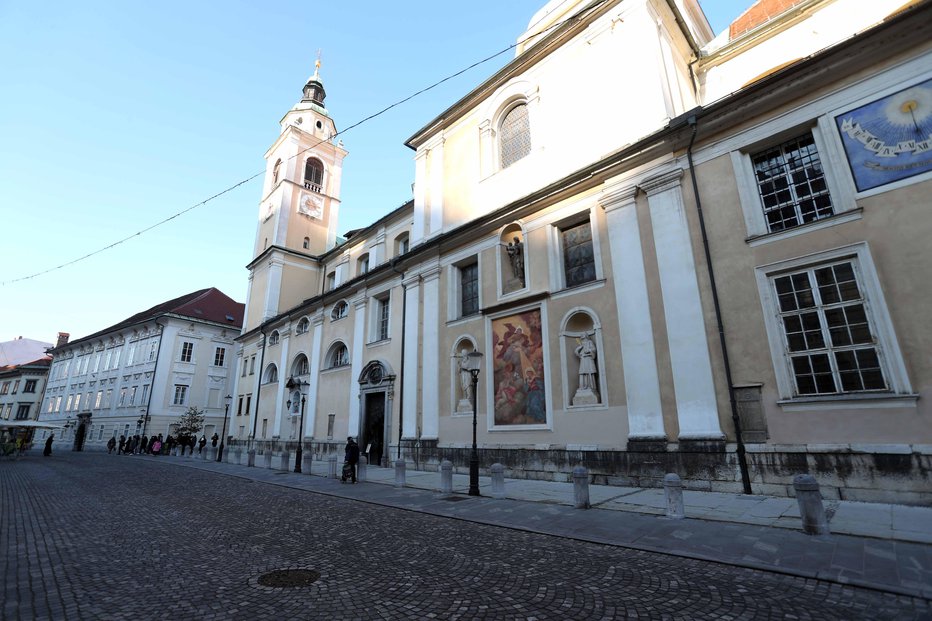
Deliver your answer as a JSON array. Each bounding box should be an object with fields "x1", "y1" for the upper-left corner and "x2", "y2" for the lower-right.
[{"x1": 2, "y1": 0, "x2": 608, "y2": 286}]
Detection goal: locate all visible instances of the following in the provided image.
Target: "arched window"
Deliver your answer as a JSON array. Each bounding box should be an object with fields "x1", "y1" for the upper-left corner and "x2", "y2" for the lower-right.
[
  {"x1": 296, "y1": 317, "x2": 310, "y2": 334},
  {"x1": 268, "y1": 331, "x2": 280, "y2": 346},
  {"x1": 304, "y1": 158, "x2": 323, "y2": 192},
  {"x1": 394, "y1": 234, "x2": 409, "y2": 257},
  {"x1": 331, "y1": 301, "x2": 348, "y2": 321},
  {"x1": 326, "y1": 343, "x2": 349, "y2": 369},
  {"x1": 500, "y1": 103, "x2": 531, "y2": 168},
  {"x1": 264, "y1": 363, "x2": 278, "y2": 384},
  {"x1": 272, "y1": 159, "x2": 282, "y2": 184},
  {"x1": 292, "y1": 354, "x2": 309, "y2": 376}
]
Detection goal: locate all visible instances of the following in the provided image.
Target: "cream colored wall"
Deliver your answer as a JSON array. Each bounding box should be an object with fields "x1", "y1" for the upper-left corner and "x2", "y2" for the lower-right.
[{"x1": 277, "y1": 261, "x2": 320, "y2": 314}]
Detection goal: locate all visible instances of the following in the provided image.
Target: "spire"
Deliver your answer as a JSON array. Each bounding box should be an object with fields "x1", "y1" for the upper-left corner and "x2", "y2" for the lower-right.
[{"x1": 302, "y1": 50, "x2": 326, "y2": 105}]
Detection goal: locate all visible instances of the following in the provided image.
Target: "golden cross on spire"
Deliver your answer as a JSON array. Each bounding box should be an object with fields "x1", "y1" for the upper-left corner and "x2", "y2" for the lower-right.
[{"x1": 313, "y1": 49, "x2": 322, "y2": 78}]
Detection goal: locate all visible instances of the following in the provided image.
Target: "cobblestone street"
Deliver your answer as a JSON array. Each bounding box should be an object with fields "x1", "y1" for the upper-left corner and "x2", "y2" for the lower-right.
[{"x1": 2, "y1": 453, "x2": 929, "y2": 620}]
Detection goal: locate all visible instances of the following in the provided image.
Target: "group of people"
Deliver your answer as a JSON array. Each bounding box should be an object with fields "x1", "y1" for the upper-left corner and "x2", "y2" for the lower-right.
[{"x1": 107, "y1": 432, "x2": 219, "y2": 456}]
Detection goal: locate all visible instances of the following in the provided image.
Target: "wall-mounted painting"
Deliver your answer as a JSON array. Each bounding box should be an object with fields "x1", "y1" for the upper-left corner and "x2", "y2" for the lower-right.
[
  {"x1": 491, "y1": 309, "x2": 546, "y2": 426},
  {"x1": 835, "y1": 78, "x2": 932, "y2": 192}
]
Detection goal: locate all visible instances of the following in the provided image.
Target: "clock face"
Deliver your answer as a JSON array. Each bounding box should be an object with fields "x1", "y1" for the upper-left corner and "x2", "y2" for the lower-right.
[
  {"x1": 298, "y1": 192, "x2": 324, "y2": 219},
  {"x1": 836, "y1": 78, "x2": 932, "y2": 192}
]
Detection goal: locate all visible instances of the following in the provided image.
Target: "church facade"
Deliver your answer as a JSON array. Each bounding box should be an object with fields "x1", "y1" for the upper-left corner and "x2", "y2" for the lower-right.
[{"x1": 232, "y1": 0, "x2": 932, "y2": 504}]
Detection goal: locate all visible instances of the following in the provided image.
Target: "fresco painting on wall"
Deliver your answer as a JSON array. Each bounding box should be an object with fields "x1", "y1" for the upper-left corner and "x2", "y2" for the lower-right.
[
  {"x1": 491, "y1": 309, "x2": 546, "y2": 426},
  {"x1": 836, "y1": 77, "x2": 932, "y2": 192}
]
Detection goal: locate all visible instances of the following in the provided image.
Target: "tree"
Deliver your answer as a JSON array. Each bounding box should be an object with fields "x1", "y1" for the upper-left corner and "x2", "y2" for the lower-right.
[{"x1": 176, "y1": 406, "x2": 205, "y2": 438}]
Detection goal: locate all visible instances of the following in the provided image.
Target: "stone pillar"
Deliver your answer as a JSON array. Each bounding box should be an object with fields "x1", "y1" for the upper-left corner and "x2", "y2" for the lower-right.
[
  {"x1": 794, "y1": 474, "x2": 830, "y2": 535},
  {"x1": 440, "y1": 459, "x2": 453, "y2": 495},
  {"x1": 280, "y1": 450, "x2": 291, "y2": 471},
  {"x1": 641, "y1": 170, "x2": 723, "y2": 441},
  {"x1": 305, "y1": 315, "x2": 324, "y2": 437},
  {"x1": 247, "y1": 449, "x2": 256, "y2": 467},
  {"x1": 395, "y1": 459, "x2": 406, "y2": 488},
  {"x1": 234, "y1": 448, "x2": 242, "y2": 465},
  {"x1": 421, "y1": 265, "x2": 442, "y2": 440},
  {"x1": 208, "y1": 447, "x2": 217, "y2": 461},
  {"x1": 490, "y1": 463, "x2": 505, "y2": 500},
  {"x1": 348, "y1": 298, "x2": 367, "y2": 436},
  {"x1": 302, "y1": 451, "x2": 312, "y2": 474},
  {"x1": 358, "y1": 455, "x2": 368, "y2": 482},
  {"x1": 598, "y1": 186, "x2": 665, "y2": 441},
  {"x1": 402, "y1": 276, "x2": 421, "y2": 440},
  {"x1": 328, "y1": 454, "x2": 338, "y2": 479},
  {"x1": 573, "y1": 466, "x2": 590, "y2": 509},
  {"x1": 663, "y1": 473, "x2": 685, "y2": 519},
  {"x1": 263, "y1": 451, "x2": 273, "y2": 469}
]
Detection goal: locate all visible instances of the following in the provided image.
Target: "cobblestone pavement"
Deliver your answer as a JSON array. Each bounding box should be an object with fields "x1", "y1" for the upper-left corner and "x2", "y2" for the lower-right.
[{"x1": 2, "y1": 453, "x2": 930, "y2": 620}]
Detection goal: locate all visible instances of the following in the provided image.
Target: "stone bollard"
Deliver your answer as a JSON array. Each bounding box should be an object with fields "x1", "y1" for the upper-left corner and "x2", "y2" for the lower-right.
[
  {"x1": 247, "y1": 449, "x2": 256, "y2": 467},
  {"x1": 328, "y1": 454, "x2": 338, "y2": 479},
  {"x1": 663, "y1": 473, "x2": 685, "y2": 519},
  {"x1": 395, "y1": 459, "x2": 406, "y2": 488},
  {"x1": 794, "y1": 474, "x2": 831, "y2": 535},
  {"x1": 573, "y1": 466, "x2": 590, "y2": 509},
  {"x1": 280, "y1": 450, "x2": 290, "y2": 471},
  {"x1": 263, "y1": 451, "x2": 273, "y2": 469},
  {"x1": 358, "y1": 456, "x2": 368, "y2": 482},
  {"x1": 440, "y1": 460, "x2": 453, "y2": 495},
  {"x1": 234, "y1": 448, "x2": 242, "y2": 465},
  {"x1": 207, "y1": 447, "x2": 216, "y2": 461},
  {"x1": 302, "y1": 452, "x2": 313, "y2": 474},
  {"x1": 490, "y1": 463, "x2": 506, "y2": 499}
]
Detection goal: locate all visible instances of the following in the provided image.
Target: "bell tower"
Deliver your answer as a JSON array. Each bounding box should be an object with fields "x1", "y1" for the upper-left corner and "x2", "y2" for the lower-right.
[{"x1": 244, "y1": 57, "x2": 349, "y2": 331}]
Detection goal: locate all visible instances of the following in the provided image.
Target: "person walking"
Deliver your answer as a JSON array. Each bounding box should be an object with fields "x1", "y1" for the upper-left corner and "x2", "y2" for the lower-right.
[
  {"x1": 43, "y1": 434, "x2": 54, "y2": 457},
  {"x1": 211, "y1": 433, "x2": 219, "y2": 448},
  {"x1": 341, "y1": 437, "x2": 360, "y2": 483},
  {"x1": 118, "y1": 435, "x2": 126, "y2": 455},
  {"x1": 107, "y1": 436, "x2": 116, "y2": 454},
  {"x1": 140, "y1": 435, "x2": 149, "y2": 455},
  {"x1": 198, "y1": 435, "x2": 207, "y2": 454}
]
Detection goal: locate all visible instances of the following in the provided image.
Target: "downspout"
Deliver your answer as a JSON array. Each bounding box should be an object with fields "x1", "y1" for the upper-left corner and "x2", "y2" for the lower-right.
[
  {"x1": 141, "y1": 318, "x2": 165, "y2": 438},
  {"x1": 250, "y1": 325, "x2": 268, "y2": 442},
  {"x1": 685, "y1": 115, "x2": 753, "y2": 495},
  {"x1": 390, "y1": 257, "x2": 407, "y2": 460}
]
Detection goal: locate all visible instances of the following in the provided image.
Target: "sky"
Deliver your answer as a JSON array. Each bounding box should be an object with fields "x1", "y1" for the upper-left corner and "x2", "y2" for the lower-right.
[{"x1": 0, "y1": 0, "x2": 751, "y2": 344}]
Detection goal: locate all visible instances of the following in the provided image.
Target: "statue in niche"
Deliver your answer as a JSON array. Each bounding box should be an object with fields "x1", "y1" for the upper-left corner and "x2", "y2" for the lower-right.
[
  {"x1": 503, "y1": 235, "x2": 525, "y2": 289},
  {"x1": 456, "y1": 348, "x2": 474, "y2": 413},
  {"x1": 572, "y1": 333, "x2": 600, "y2": 406}
]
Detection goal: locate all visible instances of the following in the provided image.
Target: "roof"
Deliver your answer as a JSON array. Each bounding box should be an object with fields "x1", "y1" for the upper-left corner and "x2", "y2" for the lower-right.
[
  {"x1": 0, "y1": 338, "x2": 53, "y2": 367},
  {"x1": 53, "y1": 288, "x2": 244, "y2": 351}
]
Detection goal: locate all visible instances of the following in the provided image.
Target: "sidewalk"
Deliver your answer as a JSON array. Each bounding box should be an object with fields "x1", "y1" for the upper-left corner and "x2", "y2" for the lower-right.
[{"x1": 156, "y1": 451, "x2": 932, "y2": 600}]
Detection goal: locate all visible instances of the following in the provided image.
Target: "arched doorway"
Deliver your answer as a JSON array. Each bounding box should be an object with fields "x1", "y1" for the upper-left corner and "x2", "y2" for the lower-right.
[{"x1": 357, "y1": 361, "x2": 395, "y2": 468}]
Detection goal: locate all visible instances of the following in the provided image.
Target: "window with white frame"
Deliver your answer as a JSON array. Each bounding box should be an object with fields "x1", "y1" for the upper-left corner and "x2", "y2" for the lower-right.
[
  {"x1": 751, "y1": 133, "x2": 834, "y2": 233},
  {"x1": 460, "y1": 262, "x2": 479, "y2": 317},
  {"x1": 559, "y1": 220, "x2": 596, "y2": 288},
  {"x1": 757, "y1": 244, "x2": 911, "y2": 401},
  {"x1": 357, "y1": 253, "x2": 370, "y2": 276},
  {"x1": 268, "y1": 331, "x2": 280, "y2": 345},
  {"x1": 331, "y1": 301, "x2": 348, "y2": 321},
  {"x1": 395, "y1": 234, "x2": 409, "y2": 257},
  {"x1": 95, "y1": 391, "x2": 103, "y2": 409},
  {"x1": 173, "y1": 385, "x2": 188, "y2": 406},
  {"x1": 296, "y1": 317, "x2": 310, "y2": 334},
  {"x1": 118, "y1": 389, "x2": 126, "y2": 407},
  {"x1": 327, "y1": 343, "x2": 349, "y2": 368},
  {"x1": 180, "y1": 341, "x2": 194, "y2": 363},
  {"x1": 304, "y1": 158, "x2": 324, "y2": 192},
  {"x1": 326, "y1": 272, "x2": 336, "y2": 291},
  {"x1": 213, "y1": 347, "x2": 226, "y2": 367},
  {"x1": 23, "y1": 380, "x2": 37, "y2": 393},
  {"x1": 293, "y1": 354, "x2": 309, "y2": 376},
  {"x1": 249, "y1": 355, "x2": 256, "y2": 375},
  {"x1": 16, "y1": 405, "x2": 30, "y2": 420},
  {"x1": 264, "y1": 363, "x2": 278, "y2": 384},
  {"x1": 129, "y1": 386, "x2": 138, "y2": 405},
  {"x1": 500, "y1": 103, "x2": 531, "y2": 168},
  {"x1": 373, "y1": 295, "x2": 390, "y2": 342}
]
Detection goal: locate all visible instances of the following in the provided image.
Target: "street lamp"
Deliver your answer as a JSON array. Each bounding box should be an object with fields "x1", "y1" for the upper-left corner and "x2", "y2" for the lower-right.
[
  {"x1": 286, "y1": 377, "x2": 308, "y2": 473},
  {"x1": 138, "y1": 409, "x2": 150, "y2": 437},
  {"x1": 217, "y1": 395, "x2": 232, "y2": 462},
  {"x1": 464, "y1": 350, "x2": 484, "y2": 496}
]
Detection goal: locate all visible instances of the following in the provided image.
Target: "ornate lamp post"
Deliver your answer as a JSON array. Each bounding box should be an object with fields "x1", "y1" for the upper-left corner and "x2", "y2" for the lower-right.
[
  {"x1": 138, "y1": 408, "x2": 150, "y2": 437},
  {"x1": 464, "y1": 350, "x2": 484, "y2": 497},
  {"x1": 286, "y1": 377, "x2": 308, "y2": 473},
  {"x1": 217, "y1": 394, "x2": 232, "y2": 462}
]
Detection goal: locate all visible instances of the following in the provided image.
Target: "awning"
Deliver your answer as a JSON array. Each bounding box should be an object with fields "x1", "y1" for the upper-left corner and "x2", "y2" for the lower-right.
[{"x1": 0, "y1": 420, "x2": 65, "y2": 429}]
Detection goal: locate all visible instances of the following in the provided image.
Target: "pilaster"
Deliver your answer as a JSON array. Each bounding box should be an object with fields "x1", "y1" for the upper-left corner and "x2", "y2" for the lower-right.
[
  {"x1": 420, "y1": 265, "x2": 442, "y2": 439},
  {"x1": 349, "y1": 297, "x2": 368, "y2": 436},
  {"x1": 402, "y1": 275, "x2": 421, "y2": 439}
]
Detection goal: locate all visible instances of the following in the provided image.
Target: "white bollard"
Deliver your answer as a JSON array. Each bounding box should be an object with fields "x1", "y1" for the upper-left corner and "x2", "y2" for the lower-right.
[
  {"x1": 490, "y1": 463, "x2": 506, "y2": 499},
  {"x1": 280, "y1": 450, "x2": 291, "y2": 471},
  {"x1": 247, "y1": 449, "x2": 256, "y2": 467},
  {"x1": 395, "y1": 459, "x2": 406, "y2": 488},
  {"x1": 302, "y1": 452, "x2": 313, "y2": 474},
  {"x1": 357, "y1": 455, "x2": 368, "y2": 482},
  {"x1": 663, "y1": 473, "x2": 685, "y2": 519},
  {"x1": 263, "y1": 451, "x2": 273, "y2": 469},
  {"x1": 573, "y1": 466, "x2": 590, "y2": 509},
  {"x1": 328, "y1": 454, "x2": 338, "y2": 479},
  {"x1": 234, "y1": 448, "x2": 242, "y2": 465},
  {"x1": 440, "y1": 460, "x2": 453, "y2": 495}
]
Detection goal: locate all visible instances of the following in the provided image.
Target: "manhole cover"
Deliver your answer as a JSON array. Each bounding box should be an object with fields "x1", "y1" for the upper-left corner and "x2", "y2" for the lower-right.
[
  {"x1": 257, "y1": 569, "x2": 320, "y2": 588},
  {"x1": 444, "y1": 496, "x2": 468, "y2": 502}
]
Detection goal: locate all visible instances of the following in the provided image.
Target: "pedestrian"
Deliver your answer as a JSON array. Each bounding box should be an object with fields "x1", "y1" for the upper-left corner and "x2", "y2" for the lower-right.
[
  {"x1": 151, "y1": 438, "x2": 162, "y2": 455},
  {"x1": 43, "y1": 434, "x2": 54, "y2": 457},
  {"x1": 107, "y1": 436, "x2": 116, "y2": 454},
  {"x1": 198, "y1": 435, "x2": 207, "y2": 454},
  {"x1": 157, "y1": 434, "x2": 164, "y2": 454},
  {"x1": 132, "y1": 435, "x2": 140, "y2": 454},
  {"x1": 211, "y1": 432, "x2": 219, "y2": 448},
  {"x1": 118, "y1": 435, "x2": 126, "y2": 454},
  {"x1": 140, "y1": 435, "x2": 149, "y2": 455},
  {"x1": 341, "y1": 436, "x2": 359, "y2": 483}
]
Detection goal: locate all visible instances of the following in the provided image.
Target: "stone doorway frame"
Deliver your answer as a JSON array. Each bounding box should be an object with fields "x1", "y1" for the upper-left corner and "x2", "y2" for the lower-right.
[{"x1": 356, "y1": 360, "x2": 395, "y2": 468}]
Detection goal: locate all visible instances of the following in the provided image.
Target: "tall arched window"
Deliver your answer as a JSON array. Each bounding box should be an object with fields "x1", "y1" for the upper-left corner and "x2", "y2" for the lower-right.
[
  {"x1": 326, "y1": 343, "x2": 349, "y2": 369},
  {"x1": 304, "y1": 158, "x2": 324, "y2": 192},
  {"x1": 292, "y1": 354, "x2": 309, "y2": 376},
  {"x1": 272, "y1": 159, "x2": 282, "y2": 184},
  {"x1": 500, "y1": 103, "x2": 531, "y2": 168},
  {"x1": 264, "y1": 363, "x2": 278, "y2": 384}
]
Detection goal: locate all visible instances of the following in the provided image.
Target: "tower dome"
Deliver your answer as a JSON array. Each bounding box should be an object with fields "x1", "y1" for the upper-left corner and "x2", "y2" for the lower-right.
[{"x1": 302, "y1": 58, "x2": 326, "y2": 105}]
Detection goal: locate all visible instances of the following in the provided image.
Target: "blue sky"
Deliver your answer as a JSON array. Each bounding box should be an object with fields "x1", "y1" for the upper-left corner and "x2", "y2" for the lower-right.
[{"x1": 0, "y1": 0, "x2": 750, "y2": 343}]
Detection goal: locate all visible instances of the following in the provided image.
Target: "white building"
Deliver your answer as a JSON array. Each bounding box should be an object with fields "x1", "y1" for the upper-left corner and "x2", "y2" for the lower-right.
[
  {"x1": 0, "y1": 357, "x2": 51, "y2": 423},
  {"x1": 38, "y1": 288, "x2": 244, "y2": 450}
]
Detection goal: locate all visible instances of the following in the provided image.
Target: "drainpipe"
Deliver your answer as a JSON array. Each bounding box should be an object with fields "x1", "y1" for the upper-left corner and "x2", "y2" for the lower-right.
[
  {"x1": 390, "y1": 257, "x2": 407, "y2": 460},
  {"x1": 685, "y1": 115, "x2": 753, "y2": 495}
]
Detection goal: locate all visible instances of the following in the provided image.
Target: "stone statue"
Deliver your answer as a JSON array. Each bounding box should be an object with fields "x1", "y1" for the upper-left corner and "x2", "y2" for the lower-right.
[
  {"x1": 456, "y1": 349, "x2": 474, "y2": 413},
  {"x1": 572, "y1": 333, "x2": 600, "y2": 406},
  {"x1": 505, "y1": 236, "x2": 525, "y2": 283}
]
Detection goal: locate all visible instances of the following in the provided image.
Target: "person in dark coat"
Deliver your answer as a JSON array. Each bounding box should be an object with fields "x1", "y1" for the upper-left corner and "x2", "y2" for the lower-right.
[
  {"x1": 140, "y1": 435, "x2": 149, "y2": 455},
  {"x1": 211, "y1": 433, "x2": 219, "y2": 448},
  {"x1": 43, "y1": 434, "x2": 54, "y2": 457},
  {"x1": 342, "y1": 437, "x2": 360, "y2": 483},
  {"x1": 107, "y1": 436, "x2": 116, "y2": 454},
  {"x1": 198, "y1": 435, "x2": 207, "y2": 454},
  {"x1": 118, "y1": 435, "x2": 126, "y2": 454}
]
